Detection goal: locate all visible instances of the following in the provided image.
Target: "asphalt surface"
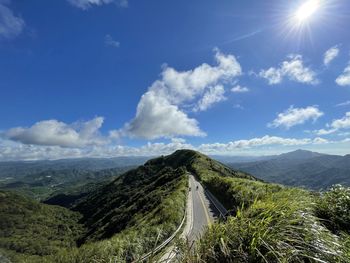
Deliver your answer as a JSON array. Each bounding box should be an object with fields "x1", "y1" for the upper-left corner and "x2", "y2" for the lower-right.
[
  {"x1": 158, "y1": 174, "x2": 225, "y2": 262},
  {"x1": 187, "y1": 174, "x2": 221, "y2": 242}
]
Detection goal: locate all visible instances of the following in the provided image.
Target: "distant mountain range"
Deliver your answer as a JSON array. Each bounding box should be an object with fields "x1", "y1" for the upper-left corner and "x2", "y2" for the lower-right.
[
  {"x1": 227, "y1": 149, "x2": 350, "y2": 190},
  {"x1": 1, "y1": 149, "x2": 349, "y2": 191},
  {"x1": 0, "y1": 157, "x2": 149, "y2": 179},
  {"x1": 1, "y1": 149, "x2": 251, "y2": 262},
  {"x1": 1, "y1": 149, "x2": 350, "y2": 262}
]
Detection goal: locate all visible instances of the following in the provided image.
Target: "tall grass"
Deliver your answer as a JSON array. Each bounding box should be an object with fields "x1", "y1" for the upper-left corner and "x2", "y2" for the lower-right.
[{"x1": 179, "y1": 177, "x2": 349, "y2": 263}]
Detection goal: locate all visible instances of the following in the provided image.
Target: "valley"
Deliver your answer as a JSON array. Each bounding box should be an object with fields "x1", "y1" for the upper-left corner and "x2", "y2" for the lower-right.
[{"x1": 1, "y1": 149, "x2": 350, "y2": 262}]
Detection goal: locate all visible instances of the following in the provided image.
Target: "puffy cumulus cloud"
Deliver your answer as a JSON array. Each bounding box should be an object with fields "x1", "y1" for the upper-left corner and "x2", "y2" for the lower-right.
[
  {"x1": 193, "y1": 85, "x2": 226, "y2": 112},
  {"x1": 324, "y1": 45, "x2": 339, "y2": 66},
  {"x1": 314, "y1": 112, "x2": 350, "y2": 135},
  {"x1": 67, "y1": 0, "x2": 127, "y2": 10},
  {"x1": 121, "y1": 92, "x2": 206, "y2": 139},
  {"x1": 3, "y1": 117, "x2": 107, "y2": 147},
  {"x1": 259, "y1": 55, "x2": 318, "y2": 85},
  {"x1": 336, "y1": 64, "x2": 350, "y2": 86},
  {"x1": 268, "y1": 106, "x2": 323, "y2": 129},
  {"x1": 121, "y1": 49, "x2": 242, "y2": 139},
  {"x1": 0, "y1": 1, "x2": 25, "y2": 39},
  {"x1": 231, "y1": 85, "x2": 249, "y2": 93},
  {"x1": 259, "y1": 67, "x2": 282, "y2": 85}
]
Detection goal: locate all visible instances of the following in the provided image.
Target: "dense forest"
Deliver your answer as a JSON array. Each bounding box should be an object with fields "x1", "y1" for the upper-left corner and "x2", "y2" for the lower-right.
[{"x1": 0, "y1": 155, "x2": 188, "y2": 262}]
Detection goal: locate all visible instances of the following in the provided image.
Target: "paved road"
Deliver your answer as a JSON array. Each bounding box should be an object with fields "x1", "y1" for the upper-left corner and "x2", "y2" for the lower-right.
[
  {"x1": 188, "y1": 174, "x2": 218, "y2": 242},
  {"x1": 158, "y1": 174, "x2": 226, "y2": 262}
]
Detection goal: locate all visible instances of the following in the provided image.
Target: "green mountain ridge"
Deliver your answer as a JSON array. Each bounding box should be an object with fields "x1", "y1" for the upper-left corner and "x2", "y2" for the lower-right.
[
  {"x1": 1, "y1": 149, "x2": 350, "y2": 262},
  {"x1": 229, "y1": 149, "x2": 350, "y2": 190}
]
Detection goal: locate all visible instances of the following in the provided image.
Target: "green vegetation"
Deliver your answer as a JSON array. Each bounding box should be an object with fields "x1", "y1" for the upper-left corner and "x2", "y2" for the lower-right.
[
  {"x1": 229, "y1": 150, "x2": 350, "y2": 190},
  {"x1": 0, "y1": 191, "x2": 84, "y2": 260},
  {"x1": 0, "y1": 152, "x2": 189, "y2": 262},
  {"x1": 0, "y1": 167, "x2": 130, "y2": 201},
  {"x1": 177, "y1": 150, "x2": 350, "y2": 263},
  {"x1": 2, "y1": 149, "x2": 350, "y2": 262},
  {"x1": 316, "y1": 185, "x2": 350, "y2": 234},
  {"x1": 48, "y1": 175, "x2": 187, "y2": 263}
]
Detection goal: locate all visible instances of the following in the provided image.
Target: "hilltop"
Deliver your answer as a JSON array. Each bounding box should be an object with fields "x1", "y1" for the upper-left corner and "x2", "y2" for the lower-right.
[
  {"x1": 1, "y1": 149, "x2": 350, "y2": 262},
  {"x1": 0, "y1": 149, "x2": 256, "y2": 262}
]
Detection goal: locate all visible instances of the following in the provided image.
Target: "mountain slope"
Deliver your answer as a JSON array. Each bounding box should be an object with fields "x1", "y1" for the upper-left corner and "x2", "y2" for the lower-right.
[
  {"x1": 73, "y1": 161, "x2": 188, "y2": 243},
  {"x1": 1, "y1": 151, "x2": 192, "y2": 262},
  {"x1": 176, "y1": 151, "x2": 350, "y2": 262},
  {"x1": 0, "y1": 149, "x2": 257, "y2": 262},
  {"x1": 229, "y1": 150, "x2": 350, "y2": 189},
  {"x1": 2, "y1": 149, "x2": 350, "y2": 262},
  {"x1": 0, "y1": 191, "x2": 85, "y2": 259}
]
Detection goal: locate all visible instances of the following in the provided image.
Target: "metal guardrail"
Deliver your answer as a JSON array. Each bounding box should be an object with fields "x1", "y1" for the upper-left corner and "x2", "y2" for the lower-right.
[
  {"x1": 133, "y1": 175, "x2": 228, "y2": 262},
  {"x1": 133, "y1": 209, "x2": 186, "y2": 262},
  {"x1": 204, "y1": 188, "x2": 228, "y2": 218}
]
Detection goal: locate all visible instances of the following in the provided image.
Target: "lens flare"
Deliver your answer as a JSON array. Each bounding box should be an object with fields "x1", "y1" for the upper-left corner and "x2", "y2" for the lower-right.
[{"x1": 295, "y1": 0, "x2": 320, "y2": 23}]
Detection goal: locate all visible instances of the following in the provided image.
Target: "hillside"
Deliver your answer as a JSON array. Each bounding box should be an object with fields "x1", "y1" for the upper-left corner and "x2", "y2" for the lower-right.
[
  {"x1": 0, "y1": 157, "x2": 148, "y2": 180},
  {"x1": 1, "y1": 149, "x2": 350, "y2": 263},
  {"x1": 228, "y1": 149, "x2": 350, "y2": 189},
  {"x1": 0, "y1": 167, "x2": 130, "y2": 201},
  {"x1": 0, "y1": 191, "x2": 85, "y2": 259},
  {"x1": 0, "y1": 151, "x2": 192, "y2": 262},
  {"x1": 175, "y1": 151, "x2": 350, "y2": 262}
]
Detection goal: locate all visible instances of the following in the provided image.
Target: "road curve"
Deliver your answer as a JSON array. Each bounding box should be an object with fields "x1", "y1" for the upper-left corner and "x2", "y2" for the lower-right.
[{"x1": 159, "y1": 173, "x2": 225, "y2": 262}]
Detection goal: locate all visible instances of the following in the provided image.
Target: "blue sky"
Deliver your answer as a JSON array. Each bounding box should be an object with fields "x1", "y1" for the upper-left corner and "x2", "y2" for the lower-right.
[{"x1": 1, "y1": 0, "x2": 350, "y2": 160}]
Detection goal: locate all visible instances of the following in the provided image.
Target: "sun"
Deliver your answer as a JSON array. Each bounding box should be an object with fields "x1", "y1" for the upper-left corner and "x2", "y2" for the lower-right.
[{"x1": 295, "y1": 0, "x2": 320, "y2": 23}]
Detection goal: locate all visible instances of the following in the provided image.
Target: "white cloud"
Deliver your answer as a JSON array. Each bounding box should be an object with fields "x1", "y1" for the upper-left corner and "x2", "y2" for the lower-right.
[
  {"x1": 0, "y1": 135, "x2": 334, "y2": 161},
  {"x1": 3, "y1": 117, "x2": 107, "y2": 147},
  {"x1": 194, "y1": 85, "x2": 226, "y2": 112},
  {"x1": 329, "y1": 112, "x2": 350, "y2": 130},
  {"x1": 314, "y1": 128, "x2": 336, "y2": 136},
  {"x1": 313, "y1": 137, "x2": 329, "y2": 144},
  {"x1": 259, "y1": 67, "x2": 283, "y2": 84},
  {"x1": 67, "y1": 0, "x2": 127, "y2": 10},
  {"x1": 105, "y1": 34, "x2": 120, "y2": 48},
  {"x1": 323, "y1": 46, "x2": 339, "y2": 66},
  {"x1": 335, "y1": 100, "x2": 350, "y2": 107},
  {"x1": 120, "y1": 49, "x2": 242, "y2": 139},
  {"x1": 0, "y1": 1, "x2": 25, "y2": 39},
  {"x1": 259, "y1": 55, "x2": 318, "y2": 85},
  {"x1": 335, "y1": 64, "x2": 350, "y2": 86},
  {"x1": 198, "y1": 135, "x2": 329, "y2": 154},
  {"x1": 268, "y1": 106, "x2": 324, "y2": 129},
  {"x1": 120, "y1": 91, "x2": 206, "y2": 139},
  {"x1": 231, "y1": 85, "x2": 249, "y2": 93},
  {"x1": 314, "y1": 112, "x2": 350, "y2": 135},
  {"x1": 0, "y1": 136, "x2": 194, "y2": 161}
]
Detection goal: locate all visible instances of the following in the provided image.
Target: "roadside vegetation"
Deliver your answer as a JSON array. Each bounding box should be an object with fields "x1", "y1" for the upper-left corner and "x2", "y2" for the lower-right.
[
  {"x1": 2, "y1": 149, "x2": 350, "y2": 263},
  {"x1": 178, "y1": 152, "x2": 350, "y2": 263},
  {"x1": 0, "y1": 157, "x2": 188, "y2": 263}
]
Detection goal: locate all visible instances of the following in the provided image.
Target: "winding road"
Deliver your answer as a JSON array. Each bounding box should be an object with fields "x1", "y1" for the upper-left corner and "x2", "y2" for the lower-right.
[{"x1": 159, "y1": 173, "x2": 227, "y2": 262}]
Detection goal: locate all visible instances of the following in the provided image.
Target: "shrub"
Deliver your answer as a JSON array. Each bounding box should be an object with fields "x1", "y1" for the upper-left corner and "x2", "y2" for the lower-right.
[
  {"x1": 316, "y1": 185, "x2": 350, "y2": 234},
  {"x1": 180, "y1": 185, "x2": 347, "y2": 262}
]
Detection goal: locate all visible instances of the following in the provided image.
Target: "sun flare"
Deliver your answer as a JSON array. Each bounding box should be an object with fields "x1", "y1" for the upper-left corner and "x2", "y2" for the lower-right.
[{"x1": 295, "y1": 0, "x2": 320, "y2": 23}]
